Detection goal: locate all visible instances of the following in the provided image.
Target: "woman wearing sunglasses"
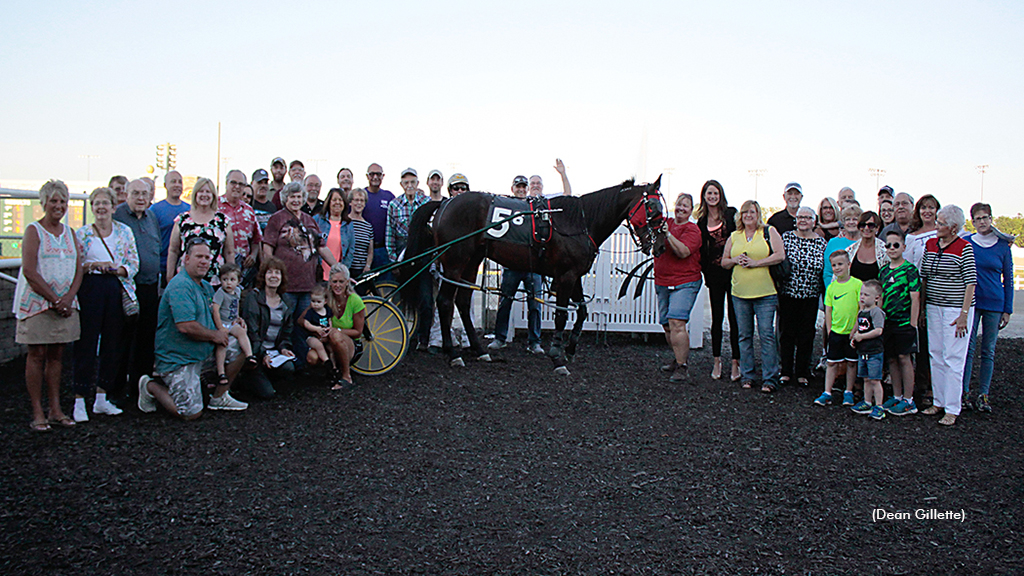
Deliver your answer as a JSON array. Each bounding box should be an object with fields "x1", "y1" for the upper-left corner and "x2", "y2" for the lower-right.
[{"x1": 844, "y1": 210, "x2": 888, "y2": 281}]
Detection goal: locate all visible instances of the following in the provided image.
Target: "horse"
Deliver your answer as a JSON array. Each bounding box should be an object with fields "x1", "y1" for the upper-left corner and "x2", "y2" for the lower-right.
[{"x1": 400, "y1": 176, "x2": 666, "y2": 374}]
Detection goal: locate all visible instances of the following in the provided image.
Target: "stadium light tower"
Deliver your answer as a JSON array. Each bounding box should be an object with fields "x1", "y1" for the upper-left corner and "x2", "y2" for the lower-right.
[
  {"x1": 976, "y1": 164, "x2": 988, "y2": 201},
  {"x1": 79, "y1": 154, "x2": 100, "y2": 181},
  {"x1": 869, "y1": 168, "x2": 886, "y2": 191},
  {"x1": 748, "y1": 169, "x2": 767, "y2": 200}
]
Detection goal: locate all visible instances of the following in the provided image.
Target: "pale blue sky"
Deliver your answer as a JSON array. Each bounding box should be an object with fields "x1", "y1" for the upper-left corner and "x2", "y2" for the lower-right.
[{"x1": 2, "y1": 0, "x2": 1021, "y2": 212}]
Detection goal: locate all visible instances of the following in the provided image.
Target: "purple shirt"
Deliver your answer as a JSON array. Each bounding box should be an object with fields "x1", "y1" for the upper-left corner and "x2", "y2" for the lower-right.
[{"x1": 362, "y1": 188, "x2": 394, "y2": 246}]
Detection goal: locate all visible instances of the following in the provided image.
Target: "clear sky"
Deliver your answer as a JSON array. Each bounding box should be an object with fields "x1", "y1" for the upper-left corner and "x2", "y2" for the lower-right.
[{"x1": 2, "y1": 0, "x2": 1021, "y2": 214}]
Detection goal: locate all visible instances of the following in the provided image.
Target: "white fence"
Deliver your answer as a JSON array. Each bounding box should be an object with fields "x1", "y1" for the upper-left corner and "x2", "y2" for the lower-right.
[{"x1": 483, "y1": 226, "x2": 706, "y2": 347}]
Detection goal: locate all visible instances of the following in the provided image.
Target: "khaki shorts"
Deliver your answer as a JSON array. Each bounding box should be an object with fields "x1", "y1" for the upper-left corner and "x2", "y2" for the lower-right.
[{"x1": 16, "y1": 309, "x2": 81, "y2": 345}]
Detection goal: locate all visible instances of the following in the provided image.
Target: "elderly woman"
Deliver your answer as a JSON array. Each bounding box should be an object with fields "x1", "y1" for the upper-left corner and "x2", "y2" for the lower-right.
[
  {"x1": 262, "y1": 181, "x2": 338, "y2": 362},
  {"x1": 655, "y1": 193, "x2": 703, "y2": 383},
  {"x1": 962, "y1": 203, "x2": 1013, "y2": 413},
  {"x1": 779, "y1": 206, "x2": 827, "y2": 386},
  {"x1": 721, "y1": 200, "x2": 785, "y2": 392},
  {"x1": 815, "y1": 197, "x2": 841, "y2": 240},
  {"x1": 919, "y1": 204, "x2": 975, "y2": 426},
  {"x1": 167, "y1": 177, "x2": 235, "y2": 284},
  {"x1": 822, "y1": 204, "x2": 862, "y2": 287},
  {"x1": 313, "y1": 187, "x2": 355, "y2": 281},
  {"x1": 348, "y1": 187, "x2": 374, "y2": 282},
  {"x1": 240, "y1": 257, "x2": 296, "y2": 399},
  {"x1": 72, "y1": 187, "x2": 139, "y2": 423},
  {"x1": 14, "y1": 180, "x2": 84, "y2": 431},
  {"x1": 844, "y1": 210, "x2": 888, "y2": 281},
  {"x1": 326, "y1": 263, "x2": 366, "y2": 389},
  {"x1": 696, "y1": 180, "x2": 741, "y2": 381}
]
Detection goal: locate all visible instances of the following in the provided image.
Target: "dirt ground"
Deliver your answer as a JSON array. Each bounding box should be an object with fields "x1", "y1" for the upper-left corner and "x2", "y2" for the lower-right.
[{"x1": 1, "y1": 334, "x2": 1021, "y2": 575}]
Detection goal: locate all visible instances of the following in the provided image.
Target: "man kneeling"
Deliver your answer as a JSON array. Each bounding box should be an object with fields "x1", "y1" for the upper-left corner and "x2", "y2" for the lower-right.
[{"x1": 139, "y1": 239, "x2": 247, "y2": 419}]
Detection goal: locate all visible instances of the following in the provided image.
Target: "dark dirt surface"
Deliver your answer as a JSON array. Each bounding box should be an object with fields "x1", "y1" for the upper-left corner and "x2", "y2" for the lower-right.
[{"x1": 1, "y1": 334, "x2": 1022, "y2": 575}]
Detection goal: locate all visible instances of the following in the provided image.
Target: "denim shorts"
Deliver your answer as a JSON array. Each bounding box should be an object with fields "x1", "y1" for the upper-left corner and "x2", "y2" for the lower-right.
[
  {"x1": 858, "y1": 351, "x2": 885, "y2": 381},
  {"x1": 657, "y1": 280, "x2": 702, "y2": 324}
]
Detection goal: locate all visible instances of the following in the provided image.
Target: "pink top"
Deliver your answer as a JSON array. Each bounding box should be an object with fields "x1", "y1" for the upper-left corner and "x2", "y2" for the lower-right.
[{"x1": 322, "y1": 220, "x2": 343, "y2": 279}]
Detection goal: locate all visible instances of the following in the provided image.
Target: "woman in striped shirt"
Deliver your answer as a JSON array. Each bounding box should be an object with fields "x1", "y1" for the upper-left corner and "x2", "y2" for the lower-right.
[
  {"x1": 919, "y1": 204, "x2": 976, "y2": 426},
  {"x1": 348, "y1": 188, "x2": 374, "y2": 284}
]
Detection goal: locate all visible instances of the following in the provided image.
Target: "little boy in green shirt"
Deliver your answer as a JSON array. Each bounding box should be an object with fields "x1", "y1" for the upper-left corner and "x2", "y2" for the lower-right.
[{"x1": 815, "y1": 250, "x2": 863, "y2": 407}]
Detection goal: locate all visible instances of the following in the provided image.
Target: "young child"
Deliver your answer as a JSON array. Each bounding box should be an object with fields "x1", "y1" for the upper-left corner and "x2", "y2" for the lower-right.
[
  {"x1": 815, "y1": 250, "x2": 863, "y2": 407},
  {"x1": 850, "y1": 280, "x2": 886, "y2": 420},
  {"x1": 301, "y1": 284, "x2": 333, "y2": 369},
  {"x1": 879, "y1": 229, "x2": 920, "y2": 416},
  {"x1": 211, "y1": 264, "x2": 257, "y2": 386}
]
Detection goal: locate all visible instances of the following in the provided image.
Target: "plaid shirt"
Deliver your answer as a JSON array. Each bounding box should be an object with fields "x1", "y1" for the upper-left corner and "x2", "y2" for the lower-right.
[
  {"x1": 386, "y1": 192, "x2": 430, "y2": 261},
  {"x1": 219, "y1": 197, "x2": 262, "y2": 260}
]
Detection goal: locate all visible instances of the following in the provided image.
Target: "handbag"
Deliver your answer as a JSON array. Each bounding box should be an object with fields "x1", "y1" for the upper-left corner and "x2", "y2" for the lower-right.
[
  {"x1": 94, "y1": 224, "x2": 140, "y2": 317},
  {"x1": 763, "y1": 226, "x2": 792, "y2": 292}
]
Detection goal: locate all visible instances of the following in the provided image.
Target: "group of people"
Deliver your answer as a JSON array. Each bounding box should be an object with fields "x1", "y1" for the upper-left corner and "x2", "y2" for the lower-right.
[
  {"x1": 14, "y1": 159, "x2": 575, "y2": 430},
  {"x1": 654, "y1": 181, "x2": 1014, "y2": 427}
]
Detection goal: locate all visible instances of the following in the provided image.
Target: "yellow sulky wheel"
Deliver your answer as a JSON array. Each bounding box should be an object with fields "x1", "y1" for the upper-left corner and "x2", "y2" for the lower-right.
[
  {"x1": 374, "y1": 280, "x2": 418, "y2": 338},
  {"x1": 352, "y1": 296, "x2": 409, "y2": 376}
]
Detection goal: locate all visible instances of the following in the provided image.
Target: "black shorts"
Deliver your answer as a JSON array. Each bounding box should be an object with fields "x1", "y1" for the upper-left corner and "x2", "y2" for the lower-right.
[
  {"x1": 884, "y1": 324, "x2": 918, "y2": 358},
  {"x1": 827, "y1": 332, "x2": 857, "y2": 363}
]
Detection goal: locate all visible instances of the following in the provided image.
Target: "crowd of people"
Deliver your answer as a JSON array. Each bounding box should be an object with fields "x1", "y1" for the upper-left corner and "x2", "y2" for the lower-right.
[
  {"x1": 12, "y1": 163, "x2": 1014, "y2": 430},
  {"x1": 14, "y1": 159, "x2": 577, "y2": 430},
  {"x1": 653, "y1": 181, "x2": 1014, "y2": 427}
]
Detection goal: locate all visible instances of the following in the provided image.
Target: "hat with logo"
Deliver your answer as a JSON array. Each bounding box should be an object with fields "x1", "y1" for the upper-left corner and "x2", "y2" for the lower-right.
[{"x1": 251, "y1": 168, "x2": 269, "y2": 182}]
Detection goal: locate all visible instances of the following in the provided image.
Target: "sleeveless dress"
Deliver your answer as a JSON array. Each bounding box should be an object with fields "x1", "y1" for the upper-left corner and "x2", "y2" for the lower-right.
[
  {"x1": 176, "y1": 211, "x2": 230, "y2": 283},
  {"x1": 14, "y1": 221, "x2": 81, "y2": 344}
]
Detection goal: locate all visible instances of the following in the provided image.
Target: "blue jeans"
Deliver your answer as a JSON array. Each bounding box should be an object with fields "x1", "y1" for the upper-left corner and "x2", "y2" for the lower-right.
[
  {"x1": 372, "y1": 246, "x2": 393, "y2": 283},
  {"x1": 964, "y1": 309, "x2": 1001, "y2": 396},
  {"x1": 732, "y1": 294, "x2": 780, "y2": 385},
  {"x1": 493, "y1": 269, "x2": 542, "y2": 346}
]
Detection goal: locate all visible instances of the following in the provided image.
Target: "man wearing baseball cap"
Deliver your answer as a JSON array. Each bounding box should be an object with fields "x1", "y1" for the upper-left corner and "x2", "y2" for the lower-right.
[
  {"x1": 250, "y1": 169, "x2": 277, "y2": 232},
  {"x1": 767, "y1": 182, "x2": 803, "y2": 234},
  {"x1": 490, "y1": 175, "x2": 544, "y2": 354},
  {"x1": 426, "y1": 169, "x2": 444, "y2": 201},
  {"x1": 447, "y1": 173, "x2": 469, "y2": 195},
  {"x1": 269, "y1": 157, "x2": 287, "y2": 196},
  {"x1": 387, "y1": 167, "x2": 433, "y2": 349}
]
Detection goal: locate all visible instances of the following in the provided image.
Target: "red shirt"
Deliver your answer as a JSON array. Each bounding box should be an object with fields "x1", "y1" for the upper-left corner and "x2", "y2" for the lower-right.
[
  {"x1": 654, "y1": 220, "x2": 702, "y2": 286},
  {"x1": 219, "y1": 197, "x2": 262, "y2": 260}
]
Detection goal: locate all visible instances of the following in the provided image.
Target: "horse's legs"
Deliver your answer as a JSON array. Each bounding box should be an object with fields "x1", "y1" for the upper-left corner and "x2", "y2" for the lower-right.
[
  {"x1": 565, "y1": 279, "x2": 587, "y2": 362},
  {"x1": 436, "y1": 279, "x2": 462, "y2": 366},
  {"x1": 453, "y1": 285, "x2": 488, "y2": 360},
  {"x1": 547, "y1": 279, "x2": 572, "y2": 375}
]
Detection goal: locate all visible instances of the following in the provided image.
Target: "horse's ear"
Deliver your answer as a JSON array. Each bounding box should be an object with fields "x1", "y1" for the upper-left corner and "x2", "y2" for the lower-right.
[{"x1": 652, "y1": 175, "x2": 663, "y2": 191}]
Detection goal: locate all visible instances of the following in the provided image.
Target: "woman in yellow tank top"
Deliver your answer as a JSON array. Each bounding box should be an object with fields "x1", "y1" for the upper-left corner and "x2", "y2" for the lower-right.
[{"x1": 721, "y1": 200, "x2": 786, "y2": 392}]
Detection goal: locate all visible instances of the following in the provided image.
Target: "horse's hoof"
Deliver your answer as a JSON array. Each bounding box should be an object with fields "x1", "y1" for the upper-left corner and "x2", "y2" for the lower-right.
[
  {"x1": 554, "y1": 366, "x2": 570, "y2": 376},
  {"x1": 450, "y1": 358, "x2": 465, "y2": 367},
  {"x1": 476, "y1": 354, "x2": 492, "y2": 362}
]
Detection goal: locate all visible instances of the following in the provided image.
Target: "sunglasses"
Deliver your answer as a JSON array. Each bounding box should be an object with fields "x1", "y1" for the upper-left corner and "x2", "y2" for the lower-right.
[
  {"x1": 451, "y1": 184, "x2": 469, "y2": 192},
  {"x1": 885, "y1": 242, "x2": 902, "y2": 249},
  {"x1": 859, "y1": 222, "x2": 878, "y2": 229}
]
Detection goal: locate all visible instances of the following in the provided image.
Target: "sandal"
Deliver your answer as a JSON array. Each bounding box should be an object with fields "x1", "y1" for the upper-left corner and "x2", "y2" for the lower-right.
[
  {"x1": 797, "y1": 378, "x2": 809, "y2": 386},
  {"x1": 245, "y1": 355, "x2": 259, "y2": 369},
  {"x1": 761, "y1": 383, "x2": 776, "y2": 393},
  {"x1": 217, "y1": 374, "x2": 229, "y2": 387},
  {"x1": 30, "y1": 420, "x2": 51, "y2": 432},
  {"x1": 331, "y1": 379, "x2": 353, "y2": 391},
  {"x1": 48, "y1": 415, "x2": 76, "y2": 428},
  {"x1": 711, "y1": 366, "x2": 722, "y2": 380},
  {"x1": 779, "y1": 376, "x2": 791, "y2": 385},
  {"x1": 741, "y1": 380, "x2": 753, "y2": 389}
]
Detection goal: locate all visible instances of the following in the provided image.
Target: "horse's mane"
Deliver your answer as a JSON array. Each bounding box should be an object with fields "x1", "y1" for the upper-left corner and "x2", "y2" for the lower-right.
[{"x1": 619, "y1": 178, "x2": 635, "y2": 189}]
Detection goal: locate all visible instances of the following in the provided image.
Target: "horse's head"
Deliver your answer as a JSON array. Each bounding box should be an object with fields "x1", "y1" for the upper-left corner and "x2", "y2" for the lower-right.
[{"x1": 625, "y1": 175, "x2": 667, "y2": 257}]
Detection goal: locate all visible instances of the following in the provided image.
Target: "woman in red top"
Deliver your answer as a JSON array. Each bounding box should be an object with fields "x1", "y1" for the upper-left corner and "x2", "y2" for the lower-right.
[{"x1": 654, "y1": 193, "x2": 703, "y2": 383}]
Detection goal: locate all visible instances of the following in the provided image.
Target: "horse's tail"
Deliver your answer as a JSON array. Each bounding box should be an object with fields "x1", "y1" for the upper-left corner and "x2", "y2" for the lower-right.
[{"x1": 397, "y1": 200, "x2": 442, "y2": 309}]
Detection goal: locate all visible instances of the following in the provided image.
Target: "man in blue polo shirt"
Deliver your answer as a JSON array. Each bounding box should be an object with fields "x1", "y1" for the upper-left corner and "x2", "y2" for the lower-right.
[{"x1": 150, "y1": 170, "x2": 190, "y2": 280}]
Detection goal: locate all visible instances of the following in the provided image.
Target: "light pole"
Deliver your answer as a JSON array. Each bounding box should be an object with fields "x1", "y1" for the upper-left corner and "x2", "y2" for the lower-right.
[
  {"x1": 79, "y1": 154, "x2": 100, "y2": 181},
  {"x1": 869, "y1": 168, "x2": 886, "y2": 191},
  {"x1": 976, "y1": 164, "x2": 988, "y2": 201},
  {"x1": 748, "y1": 169, "x2": 767, "y2": 200},
  {"x1": 309, "y1": 158, "x2": 327, "y2": 174}
]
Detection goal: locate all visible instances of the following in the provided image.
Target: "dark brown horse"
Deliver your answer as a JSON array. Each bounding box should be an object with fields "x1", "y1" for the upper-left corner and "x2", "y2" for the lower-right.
[{"x1": 400, "y1": 176, "x2": 666, "y2": 374}]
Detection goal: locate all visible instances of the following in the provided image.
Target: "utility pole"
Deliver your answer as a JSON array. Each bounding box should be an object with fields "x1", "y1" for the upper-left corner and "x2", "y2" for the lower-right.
[
  {"x1": 869, "y1": 168, "x2": 886, "y2": 191},
  {"x1": 79, "y1": 154, "x2": 100, "y2": 181},
  {"x1": 976, "y1": 164, "x2": 988, "y2": 201},
  {"x1": 309, "y1": 158, "x2": 327, "y2": 174},
  {"x1": 748, "y1": 169, "x2": 767, "y2": 201}
]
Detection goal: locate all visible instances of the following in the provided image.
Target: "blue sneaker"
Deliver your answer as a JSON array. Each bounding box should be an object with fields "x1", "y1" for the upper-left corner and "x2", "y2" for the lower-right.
[
  {"x1": 881, "y1": 397, "x2": 900, "y2": 413},
  {"x1": 813, "y1": 392, "x2": 832, "y2": 406},
  {"x1": 850, "y1": 400, "x2": 872, "y2": 414},
  {"x1": 890, "y1": 399, "x2": 918, "y2": 416},
  {"x1": 869, "y1": 406, "x2": 886, "y2": 420},
  {"x1": 843, "y1": 391, "x2": 855, "y2": 406}
]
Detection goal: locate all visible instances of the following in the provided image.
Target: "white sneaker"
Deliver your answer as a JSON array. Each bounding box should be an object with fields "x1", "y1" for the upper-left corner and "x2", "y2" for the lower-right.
[
  {"x1": 528, "y1": 343, "x2": 545, "y2": 355},
  {"x1": 487, "y1": 339, "x2": 506, "y2": 350},
  {"x1": 73, "y1": 398, "x2": 89, "y2": 423},
  {"x1": 138, "y1": 375, "x2": 156, "y2": 413},
  {"x1": 93, "y1": 398, "x2": 123, "y2": 416},
  {"x1": 208, "y1": 392, "x2": 248, "y2": 411}
]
